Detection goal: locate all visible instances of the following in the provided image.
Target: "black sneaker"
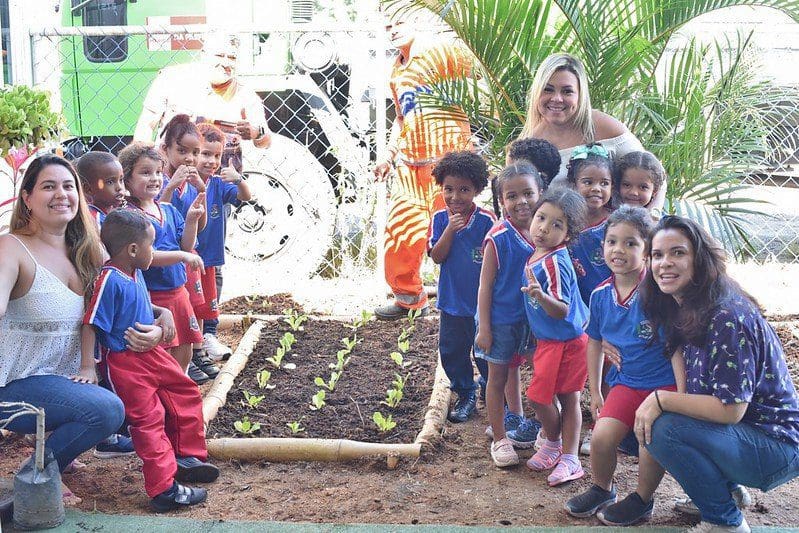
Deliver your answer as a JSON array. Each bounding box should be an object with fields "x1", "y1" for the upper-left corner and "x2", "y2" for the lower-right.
[
  {"x1": 150, "y1": 482, "x2": 207, "y2": 513},
  {"x1": 597, "y1": 492, "x2": 654, "y2": 526},
  {"x1": 374, "y1": 302, "x2": 429, "y2": 321},
  {"x1": 565, "y1": 484, "x2": 617, "y2": 518},
  {"x1": 175, "y1": 456, "x2": 220, "y2": 483},
  {"x1": 187, "y1": 361, "x2": 210, "y2": 385},
  {"x1": 448, "y1": 391, "x2": 477, "y2": 423},
  {"x1": 192, "y1": 349, "x2": 220, "y2": 379}
]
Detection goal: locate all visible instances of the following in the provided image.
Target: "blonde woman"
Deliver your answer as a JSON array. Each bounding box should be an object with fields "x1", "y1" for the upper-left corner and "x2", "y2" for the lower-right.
[{"x1": 520, "y1": 53, "x2": 666, "y2": 215}]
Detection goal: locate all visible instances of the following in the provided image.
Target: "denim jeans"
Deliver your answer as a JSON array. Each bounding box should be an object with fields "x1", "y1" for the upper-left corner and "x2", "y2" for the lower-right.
[
  {"x1": 439, "y1": 311, "x2": 487, "y2": 396},
  {"x1": 647, "y1": 412, "x2": 799, "y2": 526},
  {"x1": 0, "y1": 375, "x2": 125, "y2": 472}
]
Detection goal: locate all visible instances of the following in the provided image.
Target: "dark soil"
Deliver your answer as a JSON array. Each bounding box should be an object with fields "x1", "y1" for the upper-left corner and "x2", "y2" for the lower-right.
[
  {"x1": 219, "y1": 293, "x2": 305, "y2": 315},
  {"x1": 208, "y1": 318, "x2": 438, "y2": 443}
]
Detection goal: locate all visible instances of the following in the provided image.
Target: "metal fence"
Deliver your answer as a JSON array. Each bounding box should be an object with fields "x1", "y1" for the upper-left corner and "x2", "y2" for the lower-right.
[{"x1": 23, "y1": 24, "x2": 393, "y2": 303}]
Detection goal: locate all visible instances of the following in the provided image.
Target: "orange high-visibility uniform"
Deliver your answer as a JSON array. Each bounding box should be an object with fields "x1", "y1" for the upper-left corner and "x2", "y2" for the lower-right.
[{"x1": 385, "y1": 40, "x2": 472, "y2": 308}]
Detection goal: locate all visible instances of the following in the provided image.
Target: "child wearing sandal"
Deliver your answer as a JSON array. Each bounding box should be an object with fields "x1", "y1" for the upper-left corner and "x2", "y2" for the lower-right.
[
  {"x1": 83, "y1": 209, "x2": 219, "y2": 512},
  {"x1": 522, "y1": 187, "x2": 589, "y2": 486}
]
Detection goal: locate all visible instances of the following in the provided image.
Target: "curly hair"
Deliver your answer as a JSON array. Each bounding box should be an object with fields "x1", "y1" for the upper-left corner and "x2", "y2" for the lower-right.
[
  {"x1": 432, "y1": 151, "x2": 489, "y2": 192},
  {"x1": 565, "y1": 143, "x2": 613, "y2": 187},
  {"x1": 613, "y1": 151, "x2": 666, "y2": 203},
  {"x1": 160, "y1": 113, "x2": 200, "y2": 150},
  {"x1": 507, "y1": 137, "x2": 561, "y2": 186},
  {"x1": 535, "y1": 187, "x2": 587, "y2": 243},
  {"x1": 197, "y1": 122, "x2": 226, "y2": 145},
  {"x1": 118, "y1": 142, "x2": 164, "y2": 182},
  {"x1": 491, "y1": 162, "x2": 545, "y2": 217},
  {"x1": 606, "y1": 205, "x2": 654, "y2": 243}
]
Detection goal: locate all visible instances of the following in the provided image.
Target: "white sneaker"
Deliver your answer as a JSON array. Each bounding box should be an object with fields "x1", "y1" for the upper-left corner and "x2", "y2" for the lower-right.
[
  {"x1": 675, "y1": 485, "x2": 752, "y2": 516},
  {"x1": 534, "y1": 428, "x2": 547, "y2": 451},
  {"x1": 579, "y1": 429, "x2": 592, "y2": 455},
  {"x1": 490, "y1": 437, "x2": 519, "y2": 468},
  {"x1": 686, "y1": 516, "x2": 750, "y2": 533},
  {"x1": 203, "y1": 333, "x2": 232, "y2": 361}
]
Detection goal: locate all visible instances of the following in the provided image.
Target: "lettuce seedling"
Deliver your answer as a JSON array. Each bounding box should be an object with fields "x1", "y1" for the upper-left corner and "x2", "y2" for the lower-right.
[
  {"x1": 282, "y1": 308, "x2": 308, "y2": 331},
  {"x1": 372, "y1": 411, "x2": 397, "y2": 432},
  {"x1": 242, "y1": 390, "x2": 265, "y2": 408},
  {"x1": 279, "y1": 331, "x2": 296, "y2": 352},
  {"x1": 310, "y1": 390, "x2": 326, "y2": 410},
  {"x1": 389, "y1": 351, "x2": 411, "y2": 369},
  {"x1": 234, "y1": 417, "x2": 261, "y2": 435},
  {"x1": 265, "y1": 346, "x2": 287, "y2": 368},
  {"x1": 256, "y1": 369, "x2": 275, "y2": 389},
  {"x1": 381, "y1": 388, "x2": 403, "y2": 408},
  {"x1": 286, "y1": 420, "x2": 305, "y2": 434},
  {"x1": 314, "y1": 370, "x2": 340, "y2": 392}
]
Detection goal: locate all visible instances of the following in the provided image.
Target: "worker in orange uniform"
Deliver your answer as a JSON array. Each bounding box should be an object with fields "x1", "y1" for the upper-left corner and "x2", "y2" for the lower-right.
[{"x1": 374, "y1": 16, "x2": 474, "y2": 320}]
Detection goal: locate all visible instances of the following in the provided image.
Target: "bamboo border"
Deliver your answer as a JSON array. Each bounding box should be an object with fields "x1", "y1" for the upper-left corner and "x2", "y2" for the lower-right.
[{"x1": 205, "y1": 315, "x2": 451, "y2": 467}]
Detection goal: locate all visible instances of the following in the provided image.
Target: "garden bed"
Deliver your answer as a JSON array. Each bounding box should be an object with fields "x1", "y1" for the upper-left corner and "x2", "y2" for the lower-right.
[{"x1": 207, "y1": 313, "x2": 439, "y2": 444}]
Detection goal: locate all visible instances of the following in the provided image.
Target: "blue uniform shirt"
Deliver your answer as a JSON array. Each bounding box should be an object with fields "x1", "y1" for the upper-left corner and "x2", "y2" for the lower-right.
[
  {"x1": 684, "y1": 292, "x2": 799, "y2": 444},
  {"x1": 138, "y1": 203, "x2": 187, "y2": 291},
  {"x1": 88, "y1": 204, "x2": 107, "y2": 228},
  {"x1": 586, "y1": 273, "x2": 675, "y2": 389},
  {"x1": 170, "y1": 177, "x2": 240, "y2": 267},
  {"x1": 523, "y1": 245, "x2": 588, "y2": 341},
  {"x1": 484, "y1": 219, "x2": 534, "y2": 325},
  {"x1": 570, "y1": 217, "x2": 611, "y2": 304},
  {"x1": 84, "y1": 265, "x2": 155, "y2": 352},
  {"x1": 428, "y1": 205, "x2": 496, "y2": 317}
]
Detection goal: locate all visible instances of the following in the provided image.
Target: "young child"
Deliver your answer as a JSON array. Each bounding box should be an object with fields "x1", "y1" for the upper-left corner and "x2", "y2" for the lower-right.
[
  {"x1": 565, "y1": 206, "x2": 678, "y2": 522},
  {"x1": 521, "y1": 187, "x2": 589, "y2": 486},
  {"x1": 169, "y1": 122, "x2": 252, "y2": 372},
  {"x1": 566, "y1": 143, "x2": 614, "y2": 305},
  {"x1": 83, "y1": 209, "x2": 218, "y2": 512},
  {"x1": 118, "y1": 141, "x2": 205, "y2": 376},
  {"x1": 427, "y1": 151, "x2": 495, "y2": 423},
  {"x1": 476, "y1": 163, "x2": 542, "y2": 468},
  {"x1": 75, "y1": 151, "x2": 127, "y2": 226},
  {"x1": 506, "y1": 137, "x2": 562, "y2": 187},
  {"x1": 613, "y1": 151, "x2": 666, "y2": 217}
]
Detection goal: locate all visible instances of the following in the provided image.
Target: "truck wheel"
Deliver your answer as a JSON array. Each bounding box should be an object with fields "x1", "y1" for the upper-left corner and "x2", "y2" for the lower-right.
[{"x1": 223, "y1": 134, "x2": 336, "y2": 297}]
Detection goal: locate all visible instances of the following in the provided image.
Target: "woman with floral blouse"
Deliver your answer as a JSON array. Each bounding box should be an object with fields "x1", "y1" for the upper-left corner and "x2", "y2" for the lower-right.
[{"x1": 635, "y1": 216, "x2": 799, "y2": 533}]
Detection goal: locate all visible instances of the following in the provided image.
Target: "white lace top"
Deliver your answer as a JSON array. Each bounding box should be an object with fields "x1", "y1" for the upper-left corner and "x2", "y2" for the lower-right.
[
  {"x1": 550, "y1": 131, "x2": 644, "y2": 188},
  {"x1": 0, "y1": 236, "x2": 84, "y2": 387}
]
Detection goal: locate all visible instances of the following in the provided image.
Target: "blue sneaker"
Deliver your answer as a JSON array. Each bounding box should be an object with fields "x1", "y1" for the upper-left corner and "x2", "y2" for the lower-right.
[
  {"x1": 94, "y1": 434, "x2": 136, "y2": 459},
  {"x1": 506, "y1": 417, "x2": 542, "y2": 449},
  {"x1": 485, "y1": 407, "x2": 525, "y2": 439}
]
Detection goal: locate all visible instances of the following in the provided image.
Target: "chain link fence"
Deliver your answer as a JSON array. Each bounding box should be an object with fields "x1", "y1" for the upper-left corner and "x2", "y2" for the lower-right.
[{"x1": 24, "y1": 24, "x2": 395, "y2": 307}]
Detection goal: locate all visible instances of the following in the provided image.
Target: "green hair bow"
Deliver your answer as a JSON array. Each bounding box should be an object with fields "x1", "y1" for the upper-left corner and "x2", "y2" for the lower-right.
[{"x1": 570, "y1": 143, "x2": 610, "y2": 161}]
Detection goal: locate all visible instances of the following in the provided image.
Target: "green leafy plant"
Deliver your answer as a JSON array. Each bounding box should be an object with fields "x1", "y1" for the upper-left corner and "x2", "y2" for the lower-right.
[
  {"x1": 406, "y1": 308, "x2": 421, "y2": 329},
  {"x1": 389, "y1": 351, "x2": 411, "y2": 369},
  {"x1": 286, "y1": 419, "x2": 305, "y2": 434},
  {"x1": 233, "y1": 417, "x2": 261, "y2": 435},
  {"x1": 279, "y1": 331, "x2": 296, "y2": 352},
  {"x1": 381, "y1": 388, "x2": 404, "y2": 408},
  {"x1": 314, "y1": 371, "x2": 341, "y2": 392},
  {"x1": 256, "y1": 369, "x2": 275, "y2": 390},
  {"x1": 242, "y1": 390, "x2": 265, "y2": 408},
  {"x1": 265, "y1": 346, "x2": 287, "y2": 368},
  {"x1": 397, "y1": 337, "x2": 410, "y2": 354},
  {"x1": 397, "y1": 327, "x2": 411, "y2": 343},
  {"x1": 340, "y1": 336, "x2": 359, "y2": 351},
  {"x1": 0, "y1": 85, "x2": 62, "y2": 157},
  {"x1": 329, "y1": 348, "x2": 352, "y2": 371},
  {"x1": 372, "y1": 411, "x2": 397, "y2": 432},
  {"x1": 348, "y1": 309, "x2": 374, "y2": 330},
  {"x1": 392, "y1": 373, "x2": 408, "y2": 392},
  {"x1": 310, "y1": 390, "x2": 327, "y2": 410},
  {"x1": 282, "y1": 308, "x2": 308, "y2": 331}
]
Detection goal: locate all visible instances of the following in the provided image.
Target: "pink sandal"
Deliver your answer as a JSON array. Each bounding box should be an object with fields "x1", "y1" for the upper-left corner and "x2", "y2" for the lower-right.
[{"x1": 526, "y1": 443, "x2": 562, "y2": 471}]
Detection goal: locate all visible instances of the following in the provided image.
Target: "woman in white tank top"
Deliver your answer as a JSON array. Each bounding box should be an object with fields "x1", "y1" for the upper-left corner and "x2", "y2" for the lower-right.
[{"x1": 0, "y1": 155, "x2": 156, "y2": 491}]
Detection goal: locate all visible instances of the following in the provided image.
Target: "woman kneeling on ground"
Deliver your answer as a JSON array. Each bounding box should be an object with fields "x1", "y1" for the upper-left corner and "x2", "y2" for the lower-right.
[
  {"x1": 634, "y1": 216, "x2": 799, "y2": 533},
  {"x1": 0, "y1": 155, "x2": 158, "y2": 497}
]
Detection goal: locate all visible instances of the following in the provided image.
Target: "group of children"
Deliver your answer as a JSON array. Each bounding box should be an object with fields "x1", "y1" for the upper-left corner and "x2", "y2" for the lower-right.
[
  {"x1": 429, "y1": 138, "x2": 679, "y2": 513},
  {"x1": 75, "y1": 114, "x2": 251, "y2": 511}
]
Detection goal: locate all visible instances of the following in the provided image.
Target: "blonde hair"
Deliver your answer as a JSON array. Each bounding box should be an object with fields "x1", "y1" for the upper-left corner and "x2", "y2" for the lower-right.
[
  {"x1": 11, "y1": 154, "x2": 103, "y2": 296},
  {"x1": 520, "y1": 53, "x2": 594, "y2": 142}
]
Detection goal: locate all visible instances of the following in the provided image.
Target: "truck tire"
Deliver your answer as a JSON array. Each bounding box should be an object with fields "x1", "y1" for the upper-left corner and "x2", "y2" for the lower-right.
[{"x1": 222, "y1": 134, "x2": 336, "y2": 297}]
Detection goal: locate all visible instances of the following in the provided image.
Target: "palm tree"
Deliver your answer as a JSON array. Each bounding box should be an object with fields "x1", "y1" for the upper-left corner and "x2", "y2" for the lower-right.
[{"x1": 386, "y1": 0, "x2": 799, "y2": 257}]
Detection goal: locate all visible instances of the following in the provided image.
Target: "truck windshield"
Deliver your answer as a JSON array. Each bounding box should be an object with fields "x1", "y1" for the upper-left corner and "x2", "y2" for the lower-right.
[{"x1": 79, "y1": 0, "x2": 128, "y2": 63}]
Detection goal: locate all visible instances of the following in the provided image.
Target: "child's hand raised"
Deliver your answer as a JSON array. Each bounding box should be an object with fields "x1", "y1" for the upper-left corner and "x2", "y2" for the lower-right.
[
  {"x1": 521, "y1": 265, "x2": 544, "y2": 300},
  {"x1": 186, "y1": 192, "x2": 205, "y2": 222},
  {"x1": 446, "y1": 210, "x2": 466, "y2": 232},
  {"x1": 186, "y1": 167, "x2": 205, "y2": 191},
  {"x1": 169, "y1": 165, "x2": 191, "y2": 187},
  {"x1": 220, "y1": 163, "x2": 242, "y2": 184}
]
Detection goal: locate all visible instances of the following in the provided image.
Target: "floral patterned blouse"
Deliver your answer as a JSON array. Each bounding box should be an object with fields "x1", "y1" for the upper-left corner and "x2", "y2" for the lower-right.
[{"x1": 684, "y1": 293, "x2": 799, "y2": 445}]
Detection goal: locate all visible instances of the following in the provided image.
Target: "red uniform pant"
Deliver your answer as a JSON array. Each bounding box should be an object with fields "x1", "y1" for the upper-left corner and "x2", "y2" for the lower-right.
[
  {"x1": 104, "y1": 346, "x2": 208, "y2": 497},
  {"x1": 384, "y1": 163, "x2": 445, "y2": 309}
]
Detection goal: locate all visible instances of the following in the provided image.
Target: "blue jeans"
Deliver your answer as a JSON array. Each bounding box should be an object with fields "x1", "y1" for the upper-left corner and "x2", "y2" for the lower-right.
[
  {"x1": 439, "y1": 312, "x2": 487, "y2": 396},
  {"x1": 647, "y1": 412, "x2": 799, "y2": 526},
  {"x1": 0, "y1": 375, "x2": 125, "y2": 472}
]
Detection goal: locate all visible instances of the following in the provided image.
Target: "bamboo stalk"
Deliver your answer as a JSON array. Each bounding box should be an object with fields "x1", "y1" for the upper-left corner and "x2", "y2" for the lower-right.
[
  {"x1": 414, "y1": 357, "x2": 452, "y2": 449},
  {"x1": 202, "y1": 320, "x2": 266, "y2": 426},
  {"x1": 207, "y1": 437, "x2": 420, "y2": 462}
]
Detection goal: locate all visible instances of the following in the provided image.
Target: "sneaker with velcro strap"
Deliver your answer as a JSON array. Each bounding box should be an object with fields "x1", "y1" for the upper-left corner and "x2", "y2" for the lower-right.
[{"x1": 150, "y1": 482, "x2": 207, "y2": 513}]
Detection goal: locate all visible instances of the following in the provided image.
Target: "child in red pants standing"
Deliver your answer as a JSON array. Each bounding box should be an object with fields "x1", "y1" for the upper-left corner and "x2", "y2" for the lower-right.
[{"x1": 82, "y1": 208, "x2": 219, "y2": 512}]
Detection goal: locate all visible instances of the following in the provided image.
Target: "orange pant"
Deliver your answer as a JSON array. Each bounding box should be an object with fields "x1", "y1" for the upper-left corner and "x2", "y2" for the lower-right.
[{"x1": 384, "y1": 163, "x2": 445, "y2": 309}]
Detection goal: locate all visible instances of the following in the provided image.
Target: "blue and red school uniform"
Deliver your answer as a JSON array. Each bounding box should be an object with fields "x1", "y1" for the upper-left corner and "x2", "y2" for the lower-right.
[
  {"x1": 523, "y1": 245, "x2": 588, "y2": 404},
  {"x1": 427, "y1": 204, "x2": 495, "y2": 394},
  {"x1": 483, "y1": 219, "x2": 535, "y2": 326},
  {"x1": 83, "y1": 265, "x2": 208, "y2": 497},
  {"x1": 570, "y1": 216, "x2": 611, "y2": 305},
  {"x1": 88, "y1": 204, "x2": 109, "y2": 228}
]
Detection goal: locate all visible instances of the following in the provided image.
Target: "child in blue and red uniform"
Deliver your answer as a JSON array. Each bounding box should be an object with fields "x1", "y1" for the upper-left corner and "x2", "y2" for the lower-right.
[
  {"x1": 75, "y1": 151, "x2": 127, "y2": 227},
  {"x1": 118, "y1": 141, "x2": 205, "y2": 375},
  {"x1": 168, "y1": 122, "x2": 252, "y2": 371},
  {"x1": 522, "y1": 187, "x2": 588, "y2": 487},
  {"x1": 82, "y1": 208, "x2": 218, "y2": 512},
  {"x1": 427, "y1": 151, "x2": 495, "y2": 423},
  {"x1": 566, "y1": 143, "x2": 614, "y2": 305}
]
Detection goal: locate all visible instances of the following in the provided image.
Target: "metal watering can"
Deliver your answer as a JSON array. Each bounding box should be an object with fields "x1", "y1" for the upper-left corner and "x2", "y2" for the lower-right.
[{"x1": 1, "y1": 402, "x2": 65, "y2": 530}]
